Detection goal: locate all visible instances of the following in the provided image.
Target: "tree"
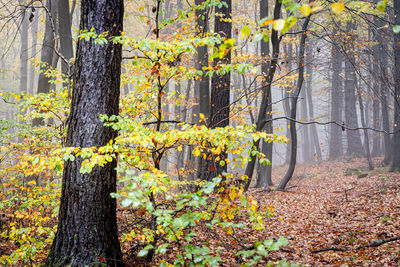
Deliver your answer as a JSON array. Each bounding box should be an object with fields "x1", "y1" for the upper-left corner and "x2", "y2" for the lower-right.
[
  {"x1": 46, "y1": 0, "x2": 124, "y2": 265},
  {"x1": 344, "y1": 22, "x2": 364, "y2": 157},
  {"x1": 201, "y1": 0, "x2": 232, "y2": 180},
  {"x1": 256, "y1": 0, "x2": 273, "y2": 187},
  {"x1": 277, "y1": 13, "x2": 311, "y2": 191},
  {"x1": 391, "y1": 0, "x2": 400, "y2": 171},
  {"x1": 329, "y1": 38, "x2": 344, "y2": 160}
]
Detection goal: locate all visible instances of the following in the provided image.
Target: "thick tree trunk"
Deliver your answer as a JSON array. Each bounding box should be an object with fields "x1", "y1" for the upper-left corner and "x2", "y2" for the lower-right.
[
  {"x1": 344, "y1": 22, "x2": 364, "y2": 157},
  {"x1": 391, "y1": 0, "x2": 400, "y2": 171},
  {"x1": 277, "y1": 15, "x2": 310, "y2": 191},
  {"x1": 46, "y1": 1, "x2": 124, "y2": 266},
  {"x1": 201, "y1": 0, "x2": 231, "y2": 180},
  {"x1": 329, "y1": 41, "x2": 343, "y2": 160},
  {"x1": 256, "y1": 0, "x2": 273, "y2": 188}
]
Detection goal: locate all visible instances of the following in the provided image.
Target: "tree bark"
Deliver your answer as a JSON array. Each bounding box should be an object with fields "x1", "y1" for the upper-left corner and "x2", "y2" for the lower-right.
[
  {"x1": 344, "y1": 22, "x2": 364, "y2": 157},
  {"x1": 256, "y1": 0, "x2": 273, "y2": 187},
  {"x1": 357, "y1": 84, "x2": 374, "y2": 170},
  {"x1": 32, "y1": 0, "x2": 56, "y2": 126},
  {"x1": 201, "y1": 0, "x2": 231, "y2": 180},
  {"x1": 244, "y1": 0, "x2": 282, "y2": 191},
  {"x1": 58, "y1": 0, "x2": 74, "y2": 93},
  {"x1": 391, "y1": 0, "x2": 400, "y2": 171},
  {"x1": 306, "y1": 43, "x2": 321, "y2": 160},
  {"x1": 19, "y1": 0, "x2": 29, "y2": 94},
  {"x1": 277, "y1": 15, "x2": 311, "y2": 191},
  {"x1": 329, "y1": 41, "x2": 344, "y2": 160},
  {"x1": 46, "y1": 0, "x2": 124, "y2": 266},
  {"x1": 28, "y1": 9, "x2": 39, "y2": 94}
]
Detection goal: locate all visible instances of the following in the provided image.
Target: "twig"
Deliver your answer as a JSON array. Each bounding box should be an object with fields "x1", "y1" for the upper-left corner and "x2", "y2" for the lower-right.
[
  {"x1": 356, "y1": 237, "x2": 400, "y2": 250},
  {"x1": 311, "y1": 247, "x2": 347, "y2": 253}
]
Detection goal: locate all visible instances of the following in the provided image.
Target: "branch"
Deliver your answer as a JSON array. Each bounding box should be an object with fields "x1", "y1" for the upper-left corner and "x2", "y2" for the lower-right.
[{"x1": 356, "y1": 237, "x2": 400, "y2": 250}]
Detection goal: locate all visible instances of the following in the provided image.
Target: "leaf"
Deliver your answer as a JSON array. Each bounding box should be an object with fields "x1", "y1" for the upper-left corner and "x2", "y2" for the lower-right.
[
  {"x1": 331, "y1": 2, "x2": 345, "y2": 14},
  {"x1": 273, "y1": 19, "x2": 285, "y2": 31},
  {"x1": 394, "y1": 25, "x2": 400, "y2": 34},
  {"x1": 376, "y1": 0, "x2": 387, "y2": 12},
  {"x1": 253, "y1": 33, "x2": 263, "y2": 43},
  {"x1": 300, "y1": 5, "x2": 311, "y2": 17},
  {"x1": 241, "y1": 25, "x2": 251, "y2": 37}
]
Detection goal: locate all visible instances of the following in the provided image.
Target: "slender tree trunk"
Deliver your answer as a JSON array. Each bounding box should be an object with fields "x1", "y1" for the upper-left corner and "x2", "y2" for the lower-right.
[
  {"x1": 29, "y1": 11, "x2": 39, "y2": 94},
  {"x1": 32, "y1": 0, "x2": 56, "y2": 126},
  {"x1": 344, "y1": 22, "x2": 364, "y2": 157},
  {"x1": 391, "y1": 0, "x2": 400, "y2": 171},
  {"x1": 300, "y1": 51, "x2": 310, "y2": 162},
  {"x1": 244, "y1": 0, "x2": 282, "y2": 191},
  {"x1": 19, "y1": 1, "x2": 29, "y2": 94},
  {"x1": 277, "y1": 14, "x2": 311, "y2": 191},
  {"x1": 283, "y1": 44, "x2": 292, "y2": 164},
  {"x1": 47, "y1": 0, "x2": 124, "y2": 265},
  {"x1": 306, "y1": 43, "x2": 321, "y2": 160},
  {"x1": 58, "y1": 0, "x2": 74, "y2": 93},
  {"x1": 256, "y1": 0, "x2": 273, "y2": 187},
  {"x1": 357, "y1": 84, "x2": 374, "y2": 170}
]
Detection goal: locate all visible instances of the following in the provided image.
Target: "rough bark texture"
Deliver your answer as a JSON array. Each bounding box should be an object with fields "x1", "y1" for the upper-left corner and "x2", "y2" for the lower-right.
[
  {"x1": 391, "y1": 1, "x2": 400, "y2": 171},
  {"x1": 201, "y1": 0, "x2": 231, "y2": 180},
  {"x1": 256, "y1": 0, "x2": 273, "y2": 188},
  {"x1": 344, "y1": 22, "x2": 364, "y2": 157},
  {"x1": 46, "y1": 1, "x2": 124, "y2": 266},
  {"x1": 277, "y1": 14, "x2": 310, "y2": 191},
  {"x1": 329, "y1": 41, "x2": 343, "y2": 160}
]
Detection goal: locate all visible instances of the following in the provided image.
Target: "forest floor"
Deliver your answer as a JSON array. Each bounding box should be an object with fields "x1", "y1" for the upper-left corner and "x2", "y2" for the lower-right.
[
  {"x1": 122, "y1": 157, "x2": 400, "y2": 266},
  {"x1": 1, "y1": 158, "x2": 399, "y2": 266},
  {"x1": 248, "y1": 158, "x2": 400, "y2": 266}
]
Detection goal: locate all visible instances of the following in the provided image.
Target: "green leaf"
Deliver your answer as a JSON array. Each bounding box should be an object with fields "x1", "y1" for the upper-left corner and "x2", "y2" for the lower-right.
[
  {"x1": 394, "y1": 25, "x2": 400, "y2": 34},
  {"x1": 253, "y1": 33, "x2": 263, "y2": 43}
]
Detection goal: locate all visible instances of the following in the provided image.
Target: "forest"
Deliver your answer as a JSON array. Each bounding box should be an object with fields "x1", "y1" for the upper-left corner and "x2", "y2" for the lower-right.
[{"x1": 0, "y1": 0, "x2": 399, "y2": 266}]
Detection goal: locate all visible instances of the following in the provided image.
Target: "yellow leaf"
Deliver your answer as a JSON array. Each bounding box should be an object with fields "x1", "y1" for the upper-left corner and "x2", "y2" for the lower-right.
[
  {"x1": 261, "y1": 19, "x2": 274, "y2": 27},
  {"x1": 273, "y1": 19, "x2": 285, "y2": 31},
  {"x1": 332, "y1": 2, "x2": 345, "y2": 14},
  {"x1": 300, "y1": 5, "x2": 311, "y2": 16}
]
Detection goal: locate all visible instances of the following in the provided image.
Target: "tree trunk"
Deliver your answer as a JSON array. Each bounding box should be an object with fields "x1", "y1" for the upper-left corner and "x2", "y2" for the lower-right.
[
  {"x1": 306, "y1": 43, "x2": 321, "y2": 160},
  {"x1": 58, "y1": 0, "x2": 74, "y2": 93},
  {"x1": 357, "y1": 84, "x2": 374, "y2": 170},
  {"x1": 201, "y1": 0, "x2": 232, "y2": 180},
  {"x1": 32, "y1": 0, "x2": 56, "y2": 126},
  {"x1": 244, "y1": 0, "x2": 282, "y2": 191},
  {"x1": 344, "y1": 22, "x2": 364, "y2": 157},
  {"x1": 277, "y1": 14, "x2": 311, "y2": 191},
  {"x1": 256, "y1": 0, "x2": 273, "y2": 187},
  {"x1": 19, "y1": 1, "x2": 29, "y2": 94},
  {"x1": 46, "y1": 0, "x2": 124, "y2": 266},
  {"x1": 391, "y1": 0, "x2": 400, "y2": 171},
  {"x1": 29, "y1": 10, "x2": 39, "y2": 94}
]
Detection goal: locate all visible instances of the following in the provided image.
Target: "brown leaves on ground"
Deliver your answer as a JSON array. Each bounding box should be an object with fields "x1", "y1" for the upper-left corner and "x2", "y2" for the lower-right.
[{"x1": 249, "y1": 158, "x2": 400, "y2": 266}]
